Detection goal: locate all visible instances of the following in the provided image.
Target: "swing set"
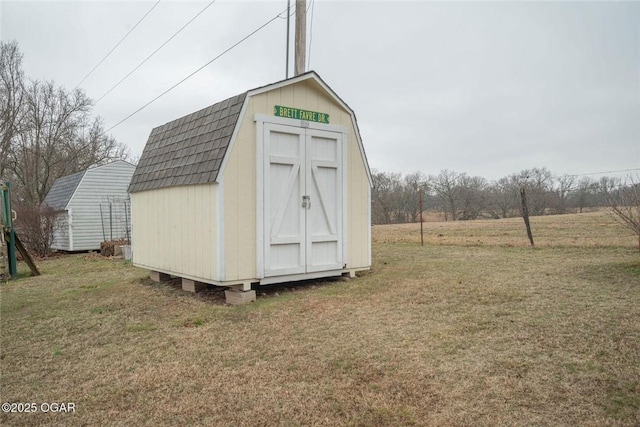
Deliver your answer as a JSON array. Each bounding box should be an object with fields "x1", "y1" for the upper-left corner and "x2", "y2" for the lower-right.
[{"x1": 1, "y1": 182, "x2": 40, "y2": 280}]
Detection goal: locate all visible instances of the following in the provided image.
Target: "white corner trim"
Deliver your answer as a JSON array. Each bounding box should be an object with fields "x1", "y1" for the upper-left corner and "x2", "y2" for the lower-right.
[
  {"x1": 68, "y1": 208, "x2": 74, "y2": 251},
  {"x1": 342, "y1": 131, "x2": 348, "y2": 268},
  {"x1": 367, "y1": 178, "x2": 372, "y2": 266},
  {"x1": 255, "y1": 119, "x2": 265, "y2": 279}
]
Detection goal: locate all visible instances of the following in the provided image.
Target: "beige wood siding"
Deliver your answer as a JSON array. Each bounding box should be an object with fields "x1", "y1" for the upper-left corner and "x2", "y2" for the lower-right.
[
  {"x1": 222, "y1": 108, "x2": 257, "y2": 281},
  {"x1": 345, "y1": 134, "x2": 372, "y2": 269},
  {"x1": 221, "y1": 79, "x2": 371, "y2": 280},
  {"x1": 132, "y1": 183, "x2": 218, "y2": 281}
]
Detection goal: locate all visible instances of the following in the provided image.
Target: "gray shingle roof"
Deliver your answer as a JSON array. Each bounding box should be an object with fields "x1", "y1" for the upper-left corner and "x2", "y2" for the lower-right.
[
  {"x1": 42, "y1": 170, "x2": 86, "y2": 211},
  {"x1": 129, "y1": 92, "x2": 247, "y2": 193}
]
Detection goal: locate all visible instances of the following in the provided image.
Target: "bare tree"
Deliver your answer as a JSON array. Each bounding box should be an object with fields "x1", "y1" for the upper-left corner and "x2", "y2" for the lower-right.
[
  {"x1": 458, "y1": 175, "x2": 488, "y2": 220},
  {"x1": 526, "y1": 167, "x2": 553, "y2": 215},
  {"x1": 372, "y1": 170, "x2": 400, "y2": 224},
  {"x1": 510, "y1": 168, "x2": 553, "y2": 215},
  {"x1": 9, "y1": 80, "x2": 95, "y2": 204},
  {"x1": 13, "y1": 201, "x2": 59, "y2": 257},
  {"x1": 2, "y1": 50, "x2": 129, "y2": 204},
  {"x1": 1, "y1": 41, "x2": 130, "y2": 254},
  {"x1": 371, "y1": 171, "x2": 430, "y2": 224},
  {"x1": 402, "y1": 172, "x2": 428, "y2": 222},
  {"x1": 607, "y1": 176, "x2": 640, "y2": 252},
  {"x1": 0, "y1": 40, "x2": 25, "y2": 180},
  {"x1": 430, "y1": 170, "x2": 462, "y2": 221},
  {"x1": 552, "y1": 174, "x2": 576, "y2": 214},
  {"x1": 487, "y1": 177, "x2": 518, "y2": 219},
  {"x1": 572, "y1": 177, "x2": 596, "y2": 213},
  {"x1": 596, "y1": 176, "x2": 620, "y2": 207}
]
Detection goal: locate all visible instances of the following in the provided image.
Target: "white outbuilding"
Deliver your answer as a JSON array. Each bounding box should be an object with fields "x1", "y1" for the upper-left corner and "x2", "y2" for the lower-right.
[
  {"x1": 129, "y1": 72, "x2": 372, "y2": 304},
  {"x1": 43, "y1": 160, "x2": 136, "y2": 251}
]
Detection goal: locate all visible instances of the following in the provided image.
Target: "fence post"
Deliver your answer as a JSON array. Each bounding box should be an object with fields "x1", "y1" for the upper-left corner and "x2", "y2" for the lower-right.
[{"x1": 520, "y1": 187, "x2": 535, "y2": 247}]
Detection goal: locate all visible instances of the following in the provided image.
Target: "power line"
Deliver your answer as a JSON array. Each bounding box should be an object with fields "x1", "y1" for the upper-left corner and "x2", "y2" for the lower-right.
[
  {"x1": 569, "y1": 168, "x2": 640, "y2": 177},
  {"x1": 75, "y1": 0, "x2": 161, "y2": 89},
  {"x1": 106, "y1": 8, "x2": 288, "y2": 133},
  {"x1": 94, "y1": 0, "x2": 218, "y2": 105}
]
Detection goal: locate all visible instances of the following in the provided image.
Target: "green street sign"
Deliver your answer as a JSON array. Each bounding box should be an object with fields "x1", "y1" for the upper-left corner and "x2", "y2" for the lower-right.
[{"x1": 274, "y1": 105, "x2": 329, "y2": 124}]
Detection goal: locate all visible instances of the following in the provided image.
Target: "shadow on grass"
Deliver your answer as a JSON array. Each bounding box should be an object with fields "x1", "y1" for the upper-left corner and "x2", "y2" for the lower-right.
[
  {"x1": 138, "y1": 275, "x2": 352, "y2": 306},
  {"x1": 578, "y1": 259, "x2": 640, "y2": 287}
]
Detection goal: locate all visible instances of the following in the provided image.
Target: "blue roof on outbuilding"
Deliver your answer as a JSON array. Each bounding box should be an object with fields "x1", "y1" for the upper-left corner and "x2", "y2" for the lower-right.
[{"x1": 42, "y1": 170, "x2": 86, "y2": 211}]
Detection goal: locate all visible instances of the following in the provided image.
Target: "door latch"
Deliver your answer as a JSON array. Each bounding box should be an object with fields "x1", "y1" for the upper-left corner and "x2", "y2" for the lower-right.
[{"x1": 302, "y1": 195, "x2": 311, "y2": 209}]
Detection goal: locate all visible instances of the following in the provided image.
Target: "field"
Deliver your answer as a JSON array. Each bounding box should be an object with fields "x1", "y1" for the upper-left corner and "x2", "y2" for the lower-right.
[{"x1": 1, "y1": 211, "x2": 639, "y2": 426}]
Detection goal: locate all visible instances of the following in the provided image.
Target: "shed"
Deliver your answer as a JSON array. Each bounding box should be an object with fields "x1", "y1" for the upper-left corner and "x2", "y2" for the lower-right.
[
  {"x1": 129, "y1": 71, "x2": 372, "y2": 303},
  {"x1": 43, "y1": 160, "x2": 136, "y2": 251}
]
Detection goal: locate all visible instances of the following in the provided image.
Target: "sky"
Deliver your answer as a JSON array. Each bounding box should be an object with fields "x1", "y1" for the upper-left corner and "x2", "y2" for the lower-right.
[{"x1": 1, "y1": 0, "x2": 638, "y2": 182}]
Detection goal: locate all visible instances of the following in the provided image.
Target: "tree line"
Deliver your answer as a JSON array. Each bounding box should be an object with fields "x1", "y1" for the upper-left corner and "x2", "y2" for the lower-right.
[
  {"x1": 1, "y1": 41, "x2": 129, "y2": 254},
  {"x1": 1, "y1": 40, "x2": 129, "y2": 204},
  {"x1": 372, "y1": 167, "x2": 634, "y2": 225}
]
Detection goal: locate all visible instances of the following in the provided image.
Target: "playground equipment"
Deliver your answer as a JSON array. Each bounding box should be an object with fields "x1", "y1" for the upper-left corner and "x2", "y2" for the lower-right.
[{"x1": 1, "y1": 182, "x2": 40, "y2": 280}]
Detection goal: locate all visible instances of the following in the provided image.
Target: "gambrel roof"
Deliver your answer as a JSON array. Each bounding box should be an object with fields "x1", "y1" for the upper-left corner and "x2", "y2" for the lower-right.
[
  {"x1": 43, "y1": 170, "x2": 86, "y2": 211},
  {"x1": 43, "y1": 160, "x2": 135, "y2": 211},
  {"x1": 129, "y1": 71, "x2": 371, "y2": 194},
  {"x1": 128, "y1": 92, "x2": 246, "y2": 193}
]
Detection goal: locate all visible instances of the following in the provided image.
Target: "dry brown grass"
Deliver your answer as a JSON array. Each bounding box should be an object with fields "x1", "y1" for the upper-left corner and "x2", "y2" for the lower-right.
[
  {"x1": 1, "y1": 211, "x2": 638, "y2": 426},
  {"x1": 376, "y1": 210, "x2": 632, "y2": 248}
]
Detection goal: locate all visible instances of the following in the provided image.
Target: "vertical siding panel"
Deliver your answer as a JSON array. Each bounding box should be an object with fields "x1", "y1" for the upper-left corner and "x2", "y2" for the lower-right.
[
  {"x1": 210, "y1": 184, "x2": 218, "y2": 280},
  {"x1": 280, "y1": 85, "x2": 294, "y2": 109},
  {"x1": 132, "y1": 183, "x2": 218, "y2": 281},
  {"x1": 292, "y1": 83, "x2": 306, "y2": 108},
  {"x1": 52, "y1": 212, "x2": 70, "y2": 250},
  {"x1": 201, "y1": 184, "x2": 211, "y2": 279},
  {"x1": 64, "y1": 161, "x2": 135, "y2": 251},
  {"x1": 347, "y1": 128, "x2": 370, "y2": 268},
  {"x1": 266, "y1": 90, "x2": 281, "y2": 115},
  {"x1": 185, "y1": 185, "x2": 191, "y2": 273},
  {"x1": 223, "y1": 97, "x2": 261, "y2": 281},
  {"x1": 225, "y1": 140, "x2": 239, "y2": 279},
  {"x1": 193, "y1": 185, "x2": 202, "y2": 278},
  {"x1": 187, "y1": 185, "x2": 193, "y2": 274},
  {"x1": 239, "y1": 112, "x2": 255, "y2": 276},
  {"x1": 154, "y1": 190, "x2": 159, "y2": 266},
  {"x1": 251, "y1": 94, "x2": 265, "y2": 117},
  {"x1": 162, "y1": 188, "x2": 170, "y2": 271},
  {"x1": 178, "y1": 186, "x2": 186, "y2": 273},
  {"x1": 171, "y1": 187, "x2": 179, "y2": 273}
]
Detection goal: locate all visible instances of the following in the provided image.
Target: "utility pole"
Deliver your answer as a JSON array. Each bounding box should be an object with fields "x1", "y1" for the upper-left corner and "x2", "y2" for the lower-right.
[{"x1": 295, "y1": 0, "x2": 306, "y2": 76}]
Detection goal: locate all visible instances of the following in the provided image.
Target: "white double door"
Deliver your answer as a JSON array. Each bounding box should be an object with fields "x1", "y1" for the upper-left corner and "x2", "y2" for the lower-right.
[{"x1": 263, "y1": 123, "x2": 343, "y2": 277}]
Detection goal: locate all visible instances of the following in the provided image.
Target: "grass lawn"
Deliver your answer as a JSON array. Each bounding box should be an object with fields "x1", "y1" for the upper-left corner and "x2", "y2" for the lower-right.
[{"x1": 1, "y1": 211, "x2": 639, "y2": 426}]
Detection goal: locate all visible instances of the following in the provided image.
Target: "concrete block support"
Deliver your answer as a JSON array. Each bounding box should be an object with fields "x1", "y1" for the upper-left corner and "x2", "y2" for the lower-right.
[
  {"x1": 225, "y1": 289, "x2": 256, "y2": 305},
  {"x1": 182, "y1": 278, "x2": 207, "y2": 293},
  {"x1": 150, "y1": 271, "x2": 170, "y2": 282}
]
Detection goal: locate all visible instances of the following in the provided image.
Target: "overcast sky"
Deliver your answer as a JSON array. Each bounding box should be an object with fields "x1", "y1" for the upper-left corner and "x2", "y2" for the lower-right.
[{"x1": 1, "y1": 0, "x2": 638, "y2": 181}]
